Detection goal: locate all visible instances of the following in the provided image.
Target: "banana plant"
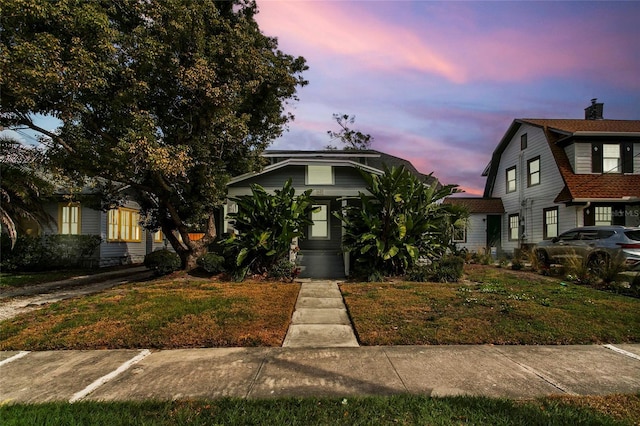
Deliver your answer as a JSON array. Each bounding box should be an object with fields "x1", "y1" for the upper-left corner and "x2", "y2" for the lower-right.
[
  {"x1": 224, "y1": 179, "x2": 317, "y2": 279},
  {"x1": 335, "y1": 166, "x2": 464, "y2": 280}
]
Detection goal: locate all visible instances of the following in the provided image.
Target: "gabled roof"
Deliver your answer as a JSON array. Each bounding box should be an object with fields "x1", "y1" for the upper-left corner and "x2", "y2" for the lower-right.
[
  {"x1": 483, "y1": 118, "x2": 640, "y2": 202},
  {"x1": 230, "y1": 150, "x2": 439, "y2": 186},
  {"x1": 443, "y1": 197, "x2": 505, "y2": 214}
]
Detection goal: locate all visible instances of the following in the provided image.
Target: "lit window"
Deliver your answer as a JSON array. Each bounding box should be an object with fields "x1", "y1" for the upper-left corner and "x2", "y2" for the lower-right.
[
  {"x1": 59, "y1": 203, "x2": 81, "y2": 235},
  {"x1": 544, "y1": 208, "x2": 558, "y2": 239},
  {"x1": 509, "y1": 214, "x2": 519, "y2": 241},
  {"x1": 107, "y1": 208, "x2": 141, "y2": 242},
  {"x1": 528, "y1": 157, "x2": 540, "y2": 187},
  {"x1": 154, "y1": 230, "x2": 163, "y2": 243},
  {"x1": 595, "y1": 206, "x2": 612, "y2": 226},
  {"x1": 506, "y1": 166, "x2": 517, "y2": 193},
  {"x1": 310, "y1": 204, "x2": 329, "y2": 238},
  {"x1": 307, "y1": 165, "x2": 333, "y2": 185}
]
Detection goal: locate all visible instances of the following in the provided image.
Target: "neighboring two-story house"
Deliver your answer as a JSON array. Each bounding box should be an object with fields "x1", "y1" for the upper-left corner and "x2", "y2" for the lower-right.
[
  {"x1": 226, "y1": 150, "x2": 438, "y2": 278},
  {"x1": 448, "y1": 100, "x2": 640, "y2": 256}
]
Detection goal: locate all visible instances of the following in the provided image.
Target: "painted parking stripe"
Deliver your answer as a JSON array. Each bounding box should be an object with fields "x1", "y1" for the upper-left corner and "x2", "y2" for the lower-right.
[
  {"x1": 603, "y1": 344, "x2": 640, "y2": 361},
  {"x1": 69, "y1": 349, "x2": 151, "y2": 403},
  {"x1": 0, "y1": 351, "x2": 30, "y2": 367}
]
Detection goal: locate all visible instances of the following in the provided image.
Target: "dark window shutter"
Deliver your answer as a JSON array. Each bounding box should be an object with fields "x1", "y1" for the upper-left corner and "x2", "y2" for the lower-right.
[
  {"x1": 622, "y1": 142, "x2": 634, "y2": 173},
  {"x1": 591, "y1": 142, "x2": 603, "y2": 173}
]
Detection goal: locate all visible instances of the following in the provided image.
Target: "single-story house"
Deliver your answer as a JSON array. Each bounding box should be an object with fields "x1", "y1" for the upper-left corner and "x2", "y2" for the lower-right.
[{"x1": 226, "y1": 150, "x2": 439, "y2": 278}]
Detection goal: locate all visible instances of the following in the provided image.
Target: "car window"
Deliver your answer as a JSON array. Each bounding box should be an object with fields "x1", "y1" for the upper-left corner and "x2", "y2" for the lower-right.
[
  {"x1": 624, "y1": 230, "x2": 640, "y2": 241},
  {"x1": 558, "y1": 231, "x2": 579, "y2": 241},
  {"x1": 596, "y1": 230, "x2": 615, "y2": 239},
  {"x1": 580, "y1": 231, "x2": 599, "y2": 241}
]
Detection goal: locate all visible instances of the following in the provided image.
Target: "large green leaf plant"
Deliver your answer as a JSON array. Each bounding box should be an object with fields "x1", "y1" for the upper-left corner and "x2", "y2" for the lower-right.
[
  {"x1": 224, "y1": 179, "x2": 317, "y2": 280},
  {"x1": 335, "y1": 166, "x2": 465, "y2": 281}
]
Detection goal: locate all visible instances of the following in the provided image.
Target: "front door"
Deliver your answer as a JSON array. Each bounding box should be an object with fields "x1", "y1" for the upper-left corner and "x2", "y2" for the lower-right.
[
  {"x1": 486, "y1": 215, "x2": 501, "y2": 253},
  {"x1": 297, "y1": 198, "x2": 344, "y2": 278}
]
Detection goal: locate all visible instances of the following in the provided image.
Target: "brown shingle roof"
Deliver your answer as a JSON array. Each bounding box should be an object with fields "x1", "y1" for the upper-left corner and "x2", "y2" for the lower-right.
[
  {"x1": 522, "y1": 119, "x2": 640, "y2": 202},
  {"x1": 443, "y1": 197, "x2": 505, "y2": 213}
]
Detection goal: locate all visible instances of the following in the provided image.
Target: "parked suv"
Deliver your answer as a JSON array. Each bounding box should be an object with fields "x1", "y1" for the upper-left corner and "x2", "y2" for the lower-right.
[{"x1": 533, "y1": 226, "x2": 640, "y2": 271}]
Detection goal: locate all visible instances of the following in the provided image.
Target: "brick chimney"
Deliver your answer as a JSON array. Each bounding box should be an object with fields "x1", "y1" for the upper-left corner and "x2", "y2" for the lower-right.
[{"x1": 584, "y1": 98, "x2": 604, "y2": 120}]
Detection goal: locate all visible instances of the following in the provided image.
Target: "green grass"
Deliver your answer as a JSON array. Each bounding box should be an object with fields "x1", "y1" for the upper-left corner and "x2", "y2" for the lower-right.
[
  {"x1": 0, "y1": 278, "x2": 299, "y2": 350},
  {"x1": 1, "y1": 394, "x2": 638, "y2": 425},
  {"x1": 342, "y1": 265, "x2": 640, "y2": 345}
]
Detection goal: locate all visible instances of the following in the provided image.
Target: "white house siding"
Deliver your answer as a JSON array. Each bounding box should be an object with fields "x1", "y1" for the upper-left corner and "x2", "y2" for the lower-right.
[
  {"x1": 455, "y1": 214, "x2": 487, "y2": 253},
  {"x1": 491, "y1": 125, "x2": 567, "y2": 254},
  {"x1": 98, "y1": 200, "x2": 147, "y2": 267},
  {"x1": 573, "y1": 143, "x2": 592, "y2": 174}
]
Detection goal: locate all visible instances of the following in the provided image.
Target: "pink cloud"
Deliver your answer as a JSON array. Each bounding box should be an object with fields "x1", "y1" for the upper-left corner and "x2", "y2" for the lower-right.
[
  {"x1": 256, "y1": 1, "x2": 467, "y2": 83},
  {"x1": 256, "y1": 1, "x2": 639, "y2": 88}
]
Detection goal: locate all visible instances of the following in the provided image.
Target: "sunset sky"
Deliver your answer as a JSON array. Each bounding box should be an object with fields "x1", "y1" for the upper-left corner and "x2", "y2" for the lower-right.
[{"x1": 255, "y1": 0, "x2": 640, "y2": 195}]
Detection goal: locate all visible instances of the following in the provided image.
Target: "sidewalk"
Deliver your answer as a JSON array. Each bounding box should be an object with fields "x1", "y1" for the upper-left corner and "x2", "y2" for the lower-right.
[
  {"x1": 1, "y1": 344, "x2": 639, "y2": 403},
  {"x1": 1, "y1": 275, "x2": 639, "y2": 404}
]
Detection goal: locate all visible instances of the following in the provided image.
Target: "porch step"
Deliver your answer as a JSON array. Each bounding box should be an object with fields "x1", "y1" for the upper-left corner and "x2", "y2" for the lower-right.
[{"x1": 297, "y1": 251, "x2": 345, "y2": 279}]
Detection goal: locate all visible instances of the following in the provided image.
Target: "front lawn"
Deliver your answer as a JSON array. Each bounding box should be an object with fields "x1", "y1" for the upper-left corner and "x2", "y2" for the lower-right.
[
  {"x1": 341, "y1": 265, "x2": 640, "y2": 345},
  {"x1": 0, "y1": 277, "x2": 299, "y2": 350}
]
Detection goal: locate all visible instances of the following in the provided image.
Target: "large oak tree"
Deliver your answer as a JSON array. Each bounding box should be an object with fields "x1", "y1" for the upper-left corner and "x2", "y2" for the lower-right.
[{"x1": 1, "y1": 0, "x2": 307, "y2": 269}]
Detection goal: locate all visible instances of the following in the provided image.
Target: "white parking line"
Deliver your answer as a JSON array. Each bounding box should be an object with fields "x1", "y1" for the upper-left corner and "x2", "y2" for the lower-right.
[
  {"x1": 0, "y1": 351, "x2": 30, "y2": 367},
  {"x1": 69, "y1": 349, "x2": 151, "y2": 403},
  {"x1": 603, "y1": 344, "x2": 640, "y2": 361}
]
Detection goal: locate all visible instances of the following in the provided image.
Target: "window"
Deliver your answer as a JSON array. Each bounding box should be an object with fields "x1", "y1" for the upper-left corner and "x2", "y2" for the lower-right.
[
  {"x1": 506, "y1": 166, "x2": 517, "y2": 193},
  {"x1": 154, "y1": 230, "x2": 164, "y2": 243},
  {"x1": 306, "y1": 165, "x2": 333, "y2": 185},
  {"x1": 59, "y1": 203, "x2": 81, "y2": 235},
  {"x1": 521, "y1": 133, "x2": 527, "y2": 150},
  {"x1": 595, "y1": 206, "x2": 612, "y2": 226},
  {"x1": 310, "y1": 204, "x2": 329, "y2": 238},
  {"x1": 592, "y1": 143, "x2": 622, "y2": 174},
  {"x1": 452, "y1": 225, "x2": 466, "y2": 243},
  {"x1": 527, "y1": 157, "x2": 540, "y2": 187},
  {"x1": 543, "y1": 207, "x2": 558, "y2": 240},
  {"x1": 602, "y1": 144, "x2": 621, "y2": 173},
  {"x1": 107, "y1": 208, "x2": 141, "y2": 242},
  {"x1": 509, "y1": 214, "x2": 519, "y2": 241}
]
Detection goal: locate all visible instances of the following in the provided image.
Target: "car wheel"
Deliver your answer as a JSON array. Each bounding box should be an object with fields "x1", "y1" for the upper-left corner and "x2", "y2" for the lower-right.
[
  {"x1": 587, "y1": 253, "x2": 609, "y2": 276},
  {"x1": 535, "y1": 249, "x2": 550, "y2": 268}
]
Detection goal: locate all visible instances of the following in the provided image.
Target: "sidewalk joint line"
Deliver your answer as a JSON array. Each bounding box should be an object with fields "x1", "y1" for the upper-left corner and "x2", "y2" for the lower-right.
[
  {"x1": 603, "y1": 344, "x2": 640, "y2": 361},
  {"x1": 0, "y1": 351, "x2": 30, "y2": 367},
  {"x1": 245, "y1": 356, "x2": 269, "y2": 398},
  {"x1": 69, "y1": 349, "x2": 151, "y2": 403},
  {"x1": 383, "y1": 349, "x2": 409, "y2": 393},
  {"x1": 494, "y1": 348, "x2": 577, "y2": 396}
]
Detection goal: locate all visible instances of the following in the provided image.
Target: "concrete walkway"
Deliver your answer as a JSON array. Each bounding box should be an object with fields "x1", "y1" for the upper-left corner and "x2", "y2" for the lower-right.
[
  {"x1": 283, "y1": 281, "x2": 358, "y2": 348},
  {"x1": 1, "y1": 344, "x2": 639, "y2": 403},
  {"x1": 1, "y1": 273, "x2": 639, "y2": 403}
]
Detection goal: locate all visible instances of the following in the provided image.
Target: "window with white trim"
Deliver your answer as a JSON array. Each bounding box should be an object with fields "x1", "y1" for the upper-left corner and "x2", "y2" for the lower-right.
[
  {"x1": 310, "y1": 204, "x2": 329, "y2": 239},
  {"x1": 543, "y1": 207, "x2": 558, "y2": 239},
  {"x1": 452, "y1": 225, "x2": 466, "y2": 243},
  {"x1": 595, "y1": 206, "x2": 612, "y2": 226},
  {"x1": 509, "y1": 214, "x2": 519, "y2": 241},
  {"x1": 59, "y1": 203, "x2": 81, "y2": 235},
  {"x1": 602, "y1": 144, "x2": 621, "y2": 173},
  {"x1": 506, "y1": 166, "x2": 517, "y2": 193},
  {"x1": 306, "y1": 165, "x2": 333, "y2": 185},
  {"x1": 527, "y1": 157, "x2": 540, "y2": 187}
]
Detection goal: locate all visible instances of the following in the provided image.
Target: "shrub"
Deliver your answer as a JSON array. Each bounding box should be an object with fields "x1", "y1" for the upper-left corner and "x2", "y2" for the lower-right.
[
  {"x1": 562, "y1": 254, "x2": 594, "y2": 285},
  {"x1": 406, "y1": 264, "x2": 432, "y2": 282},
  {"x1": 144, "y1": 250, "x2": 181, "y2": 276},
  {"x1": 267, "y1": 258, "x2": 299, "y2": 281},
  {"x1": 1, "y1": 234, "x2": 102, "y2": 271},
  {"x1": 197, "y1": 253, "x2": 226, "y2": 274},
  {"x1": 431, "y1": 255, "x2": 464, "y2": 283}
]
